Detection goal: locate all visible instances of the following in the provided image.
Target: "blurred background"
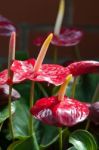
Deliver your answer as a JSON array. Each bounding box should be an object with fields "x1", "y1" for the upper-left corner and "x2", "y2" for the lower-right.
[{"x1": 0, "y1": 0, "x2": 99, "y2": 66}]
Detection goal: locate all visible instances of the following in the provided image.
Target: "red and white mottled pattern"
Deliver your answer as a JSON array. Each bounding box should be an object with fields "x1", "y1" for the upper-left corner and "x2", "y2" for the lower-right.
[
  {"x1": 30, "y1": 96, "x2": 89, "y2": 127},
  {"x1": 33, "y1": 28, "x2": 83, "y2": 47},
  {"x1": 67, "y1": 61, "x2": 99, "y2": 76},
  {"x1": 0, "y1": 69, "x2": 8, "y2": 85},
  {"x1": 0, "y1": 60, "x2": 99, "y2": 85},
  {"x1": 52, "y1": 28, "x2": 83, "y2": 47},
  {"x1": 28, "y1": 64, "x2": 70, "y2": 85},
  {"x1": 11, "y1": 59, "x2": 70, "y2": 85}
]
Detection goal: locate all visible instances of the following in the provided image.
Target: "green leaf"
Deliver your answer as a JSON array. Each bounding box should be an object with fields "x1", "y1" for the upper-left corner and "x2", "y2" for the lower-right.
[
  {"x1": 40, "y1": 127, "x2": 69, "y2": 149},
  {"x1": 69, "y1": 129, "x2": 97, "y2": 150},
  {"x1": 67, "y1": 147, "x2": 77, "y2": 150},
  {"x1": 7, "y1": 98, "x2": 40, "y2": 140},
  {"x1": 75, "y1": 74, "x2": 99, "y2": 102},
  {"x1": 0, "y1": 102, "x2": 16, "y2": 123},
  {"x1": 7, "y1": 136, "x2": 39, "y2": 150}
]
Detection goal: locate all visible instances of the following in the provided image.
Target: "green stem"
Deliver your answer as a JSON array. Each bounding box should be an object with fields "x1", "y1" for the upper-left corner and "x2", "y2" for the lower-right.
[
  {"x1": 53, "y1": 47, "x2": 58, "y2": 63},
  {"x1": 92, "y1": 83, "x2": 99, "y2": 103},
  {"x1": 85, "y1": 83, "x2": 99, "y2": 130},
  {"x1": 29, "y1": 81, "x2": 39, "y2": 150},
  {"x1": 8, "y1": 84, "x2": 14, "y2": 140},
  {"x1": 74, "y1": 45, "x2": 81, "y2": 60},
  {"x1": 71, "y1": 77, "x2": 79, "y2": 98},
  {"x1": 37, "y1": 83, "x2": 48, "y2": 97},
  {"x1": 58, "y1": 128, "x2": 62, "y2": 150}
]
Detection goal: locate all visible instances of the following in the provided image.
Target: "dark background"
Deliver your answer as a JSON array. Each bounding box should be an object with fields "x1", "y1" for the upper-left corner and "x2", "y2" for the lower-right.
[{"x1": 0, "y1": 0, "x2": 99, "y2": 66}]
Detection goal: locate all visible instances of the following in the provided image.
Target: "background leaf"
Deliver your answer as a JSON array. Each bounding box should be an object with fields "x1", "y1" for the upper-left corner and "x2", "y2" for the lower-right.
[
  {"x1": 40, "y1": 127, "x2": 69, "y2": 149},
  {"x1": 7, "y1": 136, "x2": 38, "y2": 150},
  {"x1": 69, "y1": 129, "x2": 97, "y2": 150},
  {"x1": 67, "y1": 147, "x2": 77, "y2": 150},
  {"x1": 7, "y1": 98, "x2": 41, "y2": 140},
  {"x1": 0, "y1": 102, "x2": 16, "y2": 123}
]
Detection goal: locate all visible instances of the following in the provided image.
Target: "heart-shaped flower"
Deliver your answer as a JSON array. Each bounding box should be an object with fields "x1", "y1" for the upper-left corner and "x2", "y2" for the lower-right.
[
  {"x1": 11, "y1": 59, "x2": 70, "y2": 86},
  {"x1": 30, "y1": 96, "x2": 89, "y2": 127},
  {"x1": 33, "y1": 28, "x2": 83, "y2": 47},
  {"x1": 0, "y1": 33, "x2": 70, "y2": 86},
  {"x1": 67, "y1": 61, "x2": 99, "y2": 76},
  {"x1": 89, "y1": 101, "x2": 99, "y2": 125},
  {"x1": 52, "y1": 28, "x2": 83, "y2": 47},
  {"x1": 0, "y1": 60, "x2": 99, "y2": 86}
]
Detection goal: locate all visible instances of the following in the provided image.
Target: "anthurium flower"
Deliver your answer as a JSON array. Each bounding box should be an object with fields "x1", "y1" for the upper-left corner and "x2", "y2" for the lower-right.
[
  {"x1": 67, "y1": 61, "x2": 99, "y2": 76},
  {"x1": 0, "y1": 15, "x2": 16, "y2": 36},
  {"x1": 11, "y1": 60, "x2": 99, "y2": 85},
  {"x1": 30, "y1": 75, "x2": 89, "y2": 127},
  {"x1": 33, "y1": 28, "x2": 83, "y2": 47},
  {"x1": 0, "y1": 84, "x2": 20, "y2": 106},
  {"x1": 30, "y1": 96, "x2": 89, "y2": 127},
  {"x1": 10, "y1": 59, "x2": 70, "y2": 86},
  {"x1": 33, "y1": 34, "x2": 48, "y2": 46},
  {"x1": 89, "y1": 101, "x2": 99, "y2": 125},
  {"x1": 0, "y1": 33, "x2": 70, "y2": 86},
  {"x1": 51, "y1": 28, "x2": 83, "y2": 47}
]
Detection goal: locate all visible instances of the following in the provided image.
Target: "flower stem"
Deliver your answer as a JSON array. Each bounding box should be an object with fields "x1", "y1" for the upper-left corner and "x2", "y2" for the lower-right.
[
  {"x1": 71, "y1": 77, "x2": 79, "y2": 98},
  {"x1": 37, "y1": 83, "x2": 48, "y2": 97},
  {"x1": 8, "y1": 84, "x2": 14, "y2": 140},
  {"x1": 29, "y1": 82, "x2": 35, "y2": 136},
  {"x1": 58, "y1": 128, "x2": 62, "y2": 150},
  {"x1": 85, "y1": 83, "x2": 99, "y2": 130},
  {"x1": 29, "y1": 81, "x2": 39, "y2": 150},
  {"x1": 92, "y1": 83, "x2": 99, "y2": 102},
  {"x1": 74, "y1": 45, "x2": 81, "y2": 60},
  {"x1": 53, "y1": 47, "x2": 58, "y2": 64}
]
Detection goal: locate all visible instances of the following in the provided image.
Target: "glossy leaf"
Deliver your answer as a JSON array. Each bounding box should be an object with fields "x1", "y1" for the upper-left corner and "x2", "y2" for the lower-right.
[
  {"x1": 0, "y1": 102, "x2": 16, "y2": 123},
  {"x1": 69, "y1": 129, "x2": 97, "y2": 150},
  {"x1": 6, "y1": 97, "x2": 40, "y2": 140},
  {"x1": 40, "y1": 127, "x2": 69, "y2": 149},
  {"x1": 67, "y1": 147, "x2": 77, "y2": 150},
  {"x1": 7, "y1": 136, "x2": 37, "y2": 150},
  {"x1": 40, "y1": 125, "x2": 58, "y2": 148},
  {"x1": 31, "y1": 96, "x2": 89, "y2": 127}
]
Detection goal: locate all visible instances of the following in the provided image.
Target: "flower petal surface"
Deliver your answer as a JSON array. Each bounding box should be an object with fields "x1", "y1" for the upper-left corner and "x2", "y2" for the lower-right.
[
  {"x1": 11, "y1": 59, "x2": 70, "y2": 85},
  {"x1": 30, "y1": 96, "x2": 89, "y2": 127},
  {"x1": 51, "y1": 28, "x2": 83, "y2": 47},
  {"x1": 67, "y1": 61, "x2": 99, "y2": 76}
]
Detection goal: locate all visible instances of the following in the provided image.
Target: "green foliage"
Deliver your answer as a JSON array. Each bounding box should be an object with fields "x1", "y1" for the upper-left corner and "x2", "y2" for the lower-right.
[
  {"x1": 69, "y1": 129, "x2": 97, "y2": 150},
  {"x1": 7, "y1": 136, "x2": 38, "y2": 150},
  {"x1": 0, "y1": 102, "x2": 16, "y2": 123}
]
